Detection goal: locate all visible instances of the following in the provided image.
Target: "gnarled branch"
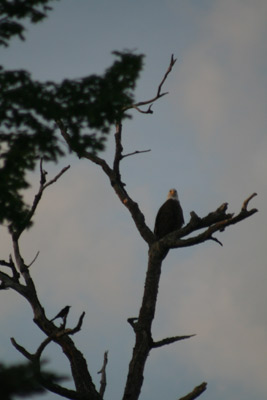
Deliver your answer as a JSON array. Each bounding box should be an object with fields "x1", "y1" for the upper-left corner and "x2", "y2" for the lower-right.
[{"x1": 159, "y1": 194, "x2": 258, "y2": 251}]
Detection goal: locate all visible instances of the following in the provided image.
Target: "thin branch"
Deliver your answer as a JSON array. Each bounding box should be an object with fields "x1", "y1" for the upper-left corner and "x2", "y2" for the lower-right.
[
  {"x1": 28, "y1": 251, "x2": 40, "y2": 267},
  {"x1": 13, "y1": 162, "x2": 70, "y2": 240},
  {"x1": 11, "y1": 337, "x2": 34, "y2": 361},
  {"x1": 35, "y1": 336, "x2": 54, "y2": 359},
  {"x1": 122, "y1": 149, "x2": 151, "y2": 159},
  {"x1": 178, "y1": 382, "x2": 207, "y2": 400},
  {"x1": 57, "y1": 119, "x2": 113, "y2": 175},
  {"x1": 113, "y1": 123, "x2": 123, "y2": 181},
  {"x1": 43, "y1": 165, "x2": 70, "y2": 190},
  {"x1": 0, "y1": 269, "x2": 26, "y2": 293},
  {"x1": 11, "y1": 313, "x2": 85, "y2": 365},
  {"x1": 210, "y1": 236, "x2": 223, "y2": 246},
  {"x1": 11, "y1": 338, "x2": 84, "y2": 400},
  {"x1": 157, "y1": 54, "x2": 177, "y2": 97},
  {"x1": 127, "y1": 317, "x2": 138, "y2": 331},
  {"x1": 12, "y1": 236, "x2": 35, "y2": 291},
  {"x1": 132, "y1": 104, "x2": 154, "y2": 114},
  {"x1": 38, "y1": 377, "x2": 84, "y2": 400},
  {"x1": 40, "y1": 158, "x2": 47, "y2": 184},
  {"x1": 126, "y1": 54, "x2": 177, "y2": 112},
  {"x1": 0, "y1": 255, "x2": 20, "y2": 281},
  {"x1": 242, "y1": 192, "x2": 257, "y2": 211},
  {"x1": 53, "y1": 312, "x2": 86, "y2": 337},
  {"x1": 152, "y1": 334, "x2": 196, "y2": 349},
  {"x1": 98, "y1": 350, "x2": 108, "y2": 397},
  {"x1": 66, "y1": 311, "x2": 86, "y2": 335},
  {"x1": 0, "y1": 259, "x2": 12, "y2": 267}
]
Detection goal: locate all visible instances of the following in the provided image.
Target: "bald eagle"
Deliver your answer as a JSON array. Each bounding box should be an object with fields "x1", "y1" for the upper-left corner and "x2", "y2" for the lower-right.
[{"x1": 154, "y1": 189, "x2": 184, "y2": 239}]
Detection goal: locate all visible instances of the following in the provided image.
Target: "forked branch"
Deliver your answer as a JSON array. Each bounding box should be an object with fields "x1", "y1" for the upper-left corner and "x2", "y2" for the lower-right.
[
  {"x1": 11, "y1": 162, "x2": 70, "y2": 240},
  {"x1": 124, "y1": 54, "x2": 177, "y2": 112}
]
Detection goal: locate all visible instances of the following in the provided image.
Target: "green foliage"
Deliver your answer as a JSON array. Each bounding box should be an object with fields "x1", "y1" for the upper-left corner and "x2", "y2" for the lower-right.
[
  {"x1": 0, "y1": 0, "x2": 144, "y2": 231},
  {"x1": 0, "y1": 0, "x2": 57, "y2": 47},
  {"x1": 0, "y1": 361, "x2": 65, "y2": 399}
]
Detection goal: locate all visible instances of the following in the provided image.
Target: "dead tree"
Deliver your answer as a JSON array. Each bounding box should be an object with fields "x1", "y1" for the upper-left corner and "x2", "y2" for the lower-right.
[{"x1": 0, "y1": 55, "x2": 257, "y2": 400}]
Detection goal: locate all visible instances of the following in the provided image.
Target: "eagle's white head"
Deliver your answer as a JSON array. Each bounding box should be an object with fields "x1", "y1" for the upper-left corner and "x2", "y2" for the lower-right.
[{"x1": 167, "y1": 188, "x2": 178, "y2": 200}]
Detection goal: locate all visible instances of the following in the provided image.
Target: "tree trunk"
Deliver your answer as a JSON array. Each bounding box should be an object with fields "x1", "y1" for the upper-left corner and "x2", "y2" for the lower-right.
[{"x1": 123, "y1": 244, "x2": 164, "y2": 400}]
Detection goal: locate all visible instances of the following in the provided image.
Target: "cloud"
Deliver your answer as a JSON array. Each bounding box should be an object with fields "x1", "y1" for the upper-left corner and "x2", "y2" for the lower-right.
[
  {"x1": 177, "y1": 0, "x2": 266, "y2": 150},
  {"x1": 163, "y1": 1, "x2": 267, "y2": 397}
]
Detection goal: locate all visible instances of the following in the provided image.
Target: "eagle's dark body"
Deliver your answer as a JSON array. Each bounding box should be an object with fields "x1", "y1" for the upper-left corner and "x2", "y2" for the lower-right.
[{"x1": 154, "y1": 189, "x2": 184, "y2": 239}]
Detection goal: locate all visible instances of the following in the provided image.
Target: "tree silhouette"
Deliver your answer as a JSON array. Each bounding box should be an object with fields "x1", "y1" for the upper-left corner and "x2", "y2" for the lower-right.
[
  {"x1": 0, "y1": 2, "x2": 258, "y2": 400},
  {"x1": 0, "y1": 361, "x2": 65, "y2": 400}
]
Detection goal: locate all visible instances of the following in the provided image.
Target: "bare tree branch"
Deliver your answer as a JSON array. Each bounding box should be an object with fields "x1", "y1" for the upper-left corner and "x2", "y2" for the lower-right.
[
  {"x1": 159, "y1": 194, "x2": 258, "y2": 251},
  {"x1": 152, "y1": 334, "x2": 196, "y2": 349},
  {"x1": 0, "y1": 269, "x2": 26, "y2": 293},
  {"x1": 0, "y1": 254, "x2": 20, "y2": 281},
  {"x1": 122, "y1": 149, "x2": 151, "y2": 159},
  {"x1": 98, "y1": 350, "x2": 109, "y2": 397},
  {"x1": 113, "y1": 122, "x2": 124, "y2": 183},
  {"x1": 127, "y1": 317, "x2": 138, "y2": 331},
  {"x1": 12, "y1": 162, "x2": 70, "y2": 240},
  {"x1": 242, "y1": 192, "x2": 257, "y2": 211},
  {"x1": 11, "y1": 337, "x2": 34, "y2": 361},
  {"x1": 131, "y1": 104, "x2": 154, "y2": 114},
  {"x1": 55, "y1": 312, "x2": 86, "y2": 336},
  {"x1": 28, "y1": 251, "x2": 40, "y2": 267},
  {"x1": 38, "y1": 378, "x2": 84, "y2": 400},
  {"x1": 178, "y1": 382, "x2": 207, "y2": 400},
  {"x1": 11, "y1": 336, "x2": 85, "y2": 400},
  {"x1": 58, "y1": 120, "x2": 155, "y2": 246},
  {"x1": 124, "y1": 54, "x2": 177, "y2": 112}
]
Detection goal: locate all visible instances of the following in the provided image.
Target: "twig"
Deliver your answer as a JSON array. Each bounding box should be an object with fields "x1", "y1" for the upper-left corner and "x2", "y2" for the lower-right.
[
  {"x1": 178, "y1": 382, "x2": 207, "y2": 400},
  {"x1": 125, "y1": 54, "x2": 177, "y2": 112},
  {"x1": 242, "y1": 192, "x2": 257, "y2": 211},
  {"x1": 28, "y1": 251, "x2": 40, "y2": 267},
  {"x1": 11, "y1": 337, "x2": 34, "y2": 361},
  {"x1": 13, "y1": 162, "x2": 70, "y2": 240},
  {"x1": 210, "y1": 236, "x2": 223, "y2": 246},
  {"x1": 40, "y1": 158, "x2": 47, "y2": 184},
  {"x1": 122, "y1": 149, "x2": 151, "y2": 159},
  {"x1": 0, "y1": 255, "x2": 20, "y2": 281},
  {"x1": 98, "y1": 350, "x2": 108, "y2": 397},
  {"x1": 55, "y1": 312, "x2": 86, "y2": 336},
  {"x1": 11, "y1": 339, "x2": 84, "y2": 400},
  {"x1": 152, "y1": 334, "x2": 196, "y2": 349},
  {"x1": 43, "y1": 165, "x2": 70, "y2": 190},
  {"x1": 11, "y1": 313, "x2": 86, "y2": 365},
  {"x1": 127, "y1": 317, "x2": 138, "y2": 331},
  {"x1": 157, "y1": 54, "x2": 177, "y2": 97},
  {"x1": 132, "y1": 104, "x2": 154, "y2": 114},
  {"x1": 35, "y1": 336, "x2": 54, "y2": 359}
]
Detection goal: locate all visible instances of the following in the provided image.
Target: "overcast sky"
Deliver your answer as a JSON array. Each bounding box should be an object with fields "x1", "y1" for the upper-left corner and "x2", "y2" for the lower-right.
[{"x1": 1, "y1": 1, "x2": 266, "y2": 400}]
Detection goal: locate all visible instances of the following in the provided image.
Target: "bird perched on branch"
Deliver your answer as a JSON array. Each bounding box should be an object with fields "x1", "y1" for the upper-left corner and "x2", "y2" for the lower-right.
[
  {"x1": 154, "y1": 188, "x2": 184, "y2": 239},
  {"x1": 50, "y1": 305, "x2": 71, "y2": 322}
]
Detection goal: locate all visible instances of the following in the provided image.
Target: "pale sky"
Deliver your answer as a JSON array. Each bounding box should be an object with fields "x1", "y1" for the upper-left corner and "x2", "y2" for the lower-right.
[{"x1": 1, "y1": 1, "x2": 266, "y2": 400}]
